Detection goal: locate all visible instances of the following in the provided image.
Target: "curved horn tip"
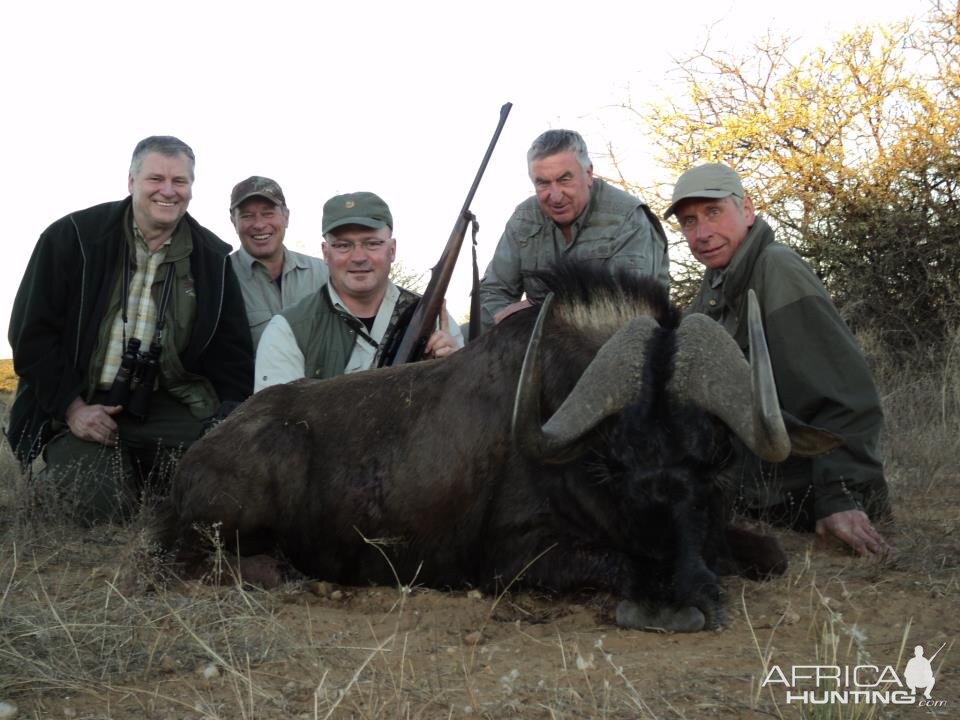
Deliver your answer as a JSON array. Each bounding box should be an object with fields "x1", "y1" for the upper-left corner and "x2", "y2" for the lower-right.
[{"x1": 511, "y1": 293, "x2": 556, "y2": 459}]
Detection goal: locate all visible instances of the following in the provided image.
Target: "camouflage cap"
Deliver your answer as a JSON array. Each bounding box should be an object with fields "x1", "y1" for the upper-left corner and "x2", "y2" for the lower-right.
[
  {"x1": 322, "y1": 192, "x2": 393, "y2": 235},
  {"x1": 663, "y1": 163, "x2": 744, "y2": 219},
  {"x1": 230, "y1": 176, "x2": 286, "y2": 211}
]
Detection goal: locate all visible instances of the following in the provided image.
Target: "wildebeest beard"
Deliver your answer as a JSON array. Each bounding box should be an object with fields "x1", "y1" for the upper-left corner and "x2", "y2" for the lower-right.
[
  {"x1": 160, "y1": 259, "x2": 790, "y2": 633},
  {"x1": 524, "y1": 312, "x2": 737, "y2": 628}
]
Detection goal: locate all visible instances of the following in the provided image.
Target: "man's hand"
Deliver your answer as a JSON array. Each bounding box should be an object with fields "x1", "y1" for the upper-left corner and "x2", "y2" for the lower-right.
[
  {"x1": 424, "y1": 301, "x2": 460, "y2": 359},
  {"x1": 815, "y1": 509, "x2": 891, "y2": 557},
  {"x1": 494, "y1": 299, "x2": 532, "y2": 324},
  {"x1": 65, "y1": 396, "x2": 123, "y2": 446}
]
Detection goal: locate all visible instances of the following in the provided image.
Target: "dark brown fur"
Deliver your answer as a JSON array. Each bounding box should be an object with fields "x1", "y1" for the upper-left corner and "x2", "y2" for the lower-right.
[{"x1": 162, "y1": 264, "x2": 783, "y2": 624}]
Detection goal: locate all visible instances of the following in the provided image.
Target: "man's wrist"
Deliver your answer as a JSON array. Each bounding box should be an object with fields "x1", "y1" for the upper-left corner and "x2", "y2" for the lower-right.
[{"x1": 64, "y1": 396, "x2": 87, "y2": 420}]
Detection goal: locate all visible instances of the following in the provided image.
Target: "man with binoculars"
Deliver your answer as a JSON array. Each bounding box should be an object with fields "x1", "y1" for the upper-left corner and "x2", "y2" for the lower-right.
[{"x1": 6, "y1": 136, "x2": 253, "y2": 524}]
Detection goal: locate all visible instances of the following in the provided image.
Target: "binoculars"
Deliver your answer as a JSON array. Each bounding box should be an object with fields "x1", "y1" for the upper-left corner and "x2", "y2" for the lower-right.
[{"x1": 105, "y1": 337, "x2": 162, "y2": 420}]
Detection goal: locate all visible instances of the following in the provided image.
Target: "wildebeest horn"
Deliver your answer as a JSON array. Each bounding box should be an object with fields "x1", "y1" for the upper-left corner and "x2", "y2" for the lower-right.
[
  {"x1": 670, "y1": 290, "x2": 790, "y2": 462},
  {"x1": 512, "y1": 293, "x2": 659, "y2": 463},
  {"x1": 512, "y1": 289, "x2": 790, "y2": 463}
]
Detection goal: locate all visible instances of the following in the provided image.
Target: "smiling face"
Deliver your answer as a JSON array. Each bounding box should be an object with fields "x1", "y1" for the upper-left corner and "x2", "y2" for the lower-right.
[
  {"x1": 529, "y1": 150, "x2": 594, "y2": 227},
  {"x1": 675, "y1": 195, "x2": 755, "y2": 270},
  {"x1": 232, "y1": 197, "x2": 289, "y2": 265},
  {"x1": 128, "y1": 151, "x2": 193, "y2": 238},
  {"x1": 322, "y1": 224, "x2": 396, "y2": 309}
]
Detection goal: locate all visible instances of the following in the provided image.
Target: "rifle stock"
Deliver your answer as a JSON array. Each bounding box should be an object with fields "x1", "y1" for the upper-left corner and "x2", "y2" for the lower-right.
[{"x1": 382, "y1": 102, "x2": 512, "y2": 366}]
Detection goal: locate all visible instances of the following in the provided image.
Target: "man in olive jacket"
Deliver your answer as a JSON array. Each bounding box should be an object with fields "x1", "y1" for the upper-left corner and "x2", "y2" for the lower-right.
[
  {"x1": 665, "y1": 163, "x2": 891, "y2": 557},
  {"x1": 479, "y1": 129, "x2": 669, "y2": 330},
  {"x1": 6, "y1": 136, "x2": 253, "y2": 523}
]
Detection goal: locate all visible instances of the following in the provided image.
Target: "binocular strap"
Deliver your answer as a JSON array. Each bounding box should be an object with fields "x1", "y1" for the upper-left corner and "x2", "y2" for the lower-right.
[{"x1": 119, "y1": 240, "x2": 177, "y2": 346}]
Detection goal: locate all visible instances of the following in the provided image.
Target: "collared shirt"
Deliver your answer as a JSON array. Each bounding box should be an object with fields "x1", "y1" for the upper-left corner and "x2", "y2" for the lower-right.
[
  {"x1": 254, "y1": 281, "x2": 464, "y2": 392},
  {"x1": 229, "y1": 246, "x2": 328, "y2": 347},
  {"x1": 97, "y1": 222, "x2": 171, "y2": 388}
]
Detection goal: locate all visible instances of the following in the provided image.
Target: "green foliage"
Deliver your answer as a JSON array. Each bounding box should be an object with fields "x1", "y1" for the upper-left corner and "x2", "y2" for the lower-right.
[{"x1": 638, "y1": 1, "x2": 960, "y2": 354}]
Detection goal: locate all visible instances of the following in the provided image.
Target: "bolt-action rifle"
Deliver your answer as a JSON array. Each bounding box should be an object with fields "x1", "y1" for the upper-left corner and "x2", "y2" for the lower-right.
[{"x1": 380, "y1": 102, "x2": 512, "y2": 366}]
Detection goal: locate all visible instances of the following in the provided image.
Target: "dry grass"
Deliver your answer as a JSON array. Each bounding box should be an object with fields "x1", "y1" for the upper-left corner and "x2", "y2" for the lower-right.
[
  {"x1": 0, "y1": 329, "x2": 958, "y2": 718},
  {"x1": 0, "y1": 360, "x2": 15, "y2": 395}
]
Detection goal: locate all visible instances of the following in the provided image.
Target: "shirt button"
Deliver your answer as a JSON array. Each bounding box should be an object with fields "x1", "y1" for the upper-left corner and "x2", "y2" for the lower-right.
[{"x1": 708, "y1": 299, "x2": 717, "y2": 307}]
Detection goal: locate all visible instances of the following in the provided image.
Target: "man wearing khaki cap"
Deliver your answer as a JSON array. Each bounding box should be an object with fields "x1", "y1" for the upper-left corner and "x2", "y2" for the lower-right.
[
  {"x1": 665, "y1": 163, "x2": 891, "y2": 557},
  {"x1": 229, "y1": 176, "x2": 328, "y2": 347},
  {"x1": 254, "y1": 191, "x2": 462, "y2": 391}
]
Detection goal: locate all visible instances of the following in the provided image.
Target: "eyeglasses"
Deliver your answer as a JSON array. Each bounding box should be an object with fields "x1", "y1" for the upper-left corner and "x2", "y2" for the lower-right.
[{"x1": 325, "y1": 239, "x2": 390, "y2": 254}]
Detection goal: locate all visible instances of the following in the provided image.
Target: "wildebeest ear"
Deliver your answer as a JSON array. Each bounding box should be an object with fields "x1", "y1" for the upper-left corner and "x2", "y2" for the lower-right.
[{"x1": 782, "y1": 410, "x2": 844, "y2": 456}]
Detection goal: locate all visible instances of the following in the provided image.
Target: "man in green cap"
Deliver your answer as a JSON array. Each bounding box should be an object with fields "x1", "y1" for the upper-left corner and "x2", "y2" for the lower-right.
[
  {"x1": 665, "y1": 163, "x2": 891, "y2": 557},
  {"x1": 229, "y1": 176, "x2": 328, "y2": 348},
  {"x1": 254, "y1": 191, "x2": 462, "y2": 390},
  {"x1": 479, "y1": 129, "x2": 670, "y2": 329}
]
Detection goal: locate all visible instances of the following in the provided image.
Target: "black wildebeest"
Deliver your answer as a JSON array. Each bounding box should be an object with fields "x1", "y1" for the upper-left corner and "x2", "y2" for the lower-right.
[{"x1": 162, "y1": 264, "x2": 829, "y2": 631}]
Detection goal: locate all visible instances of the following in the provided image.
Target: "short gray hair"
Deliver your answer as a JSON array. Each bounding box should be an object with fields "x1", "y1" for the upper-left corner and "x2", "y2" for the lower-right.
[
  {"x1": 527, "y1": 129, "x2": 591, "y2": 171},
  {"x1": 129, "y1": 136, "x2": 196, "y2": 178}
]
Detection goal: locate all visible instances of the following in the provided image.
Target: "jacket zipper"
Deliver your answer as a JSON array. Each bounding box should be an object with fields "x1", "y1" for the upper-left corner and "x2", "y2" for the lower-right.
[{"x1": 199, "y1": 255, "x2": 227, "y2": 354}]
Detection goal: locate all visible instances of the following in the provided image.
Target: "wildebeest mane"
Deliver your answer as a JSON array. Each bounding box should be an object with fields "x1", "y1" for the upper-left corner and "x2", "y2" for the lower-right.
[
  {"x1": 472, "y1": 260, "x2": 678, "y2": 422},
  {"x1": 529, "y1": 259, "x2": 678, "y2": 329}
]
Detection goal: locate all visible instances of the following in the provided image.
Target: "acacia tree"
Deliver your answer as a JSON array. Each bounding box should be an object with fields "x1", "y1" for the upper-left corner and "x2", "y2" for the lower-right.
[
  {"x1": 629, "y1": 0, "x2": 960, "y2": 353},
  {"x1": 389, "y1": 260, "x2": 427, "y2": 293}
]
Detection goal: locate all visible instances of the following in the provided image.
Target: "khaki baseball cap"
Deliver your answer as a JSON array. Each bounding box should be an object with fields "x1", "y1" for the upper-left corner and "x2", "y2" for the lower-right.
[
  {"x1": 663, "y1": 163, "x2": 744, "y2": 219},
  {"x1": 230, "y1": 176, "x2": 286, "y2": 211},
  {"x1": 322, "y1": 192, "x2": 393, "y2": 235}
]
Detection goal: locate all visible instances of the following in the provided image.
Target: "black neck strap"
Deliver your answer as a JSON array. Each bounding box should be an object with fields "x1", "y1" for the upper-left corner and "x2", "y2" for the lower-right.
[{"x1": 120, "y1": 239, "x2": 177, "y2": 345}]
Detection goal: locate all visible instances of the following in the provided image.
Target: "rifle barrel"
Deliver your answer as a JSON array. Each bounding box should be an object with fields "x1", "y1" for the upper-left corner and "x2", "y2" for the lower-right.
[
  {"x1": 459, "y1": 102, "x2": 512, "y2": 216},
  {"x1": 383, "y1": 102, "x2": 512, "y2": 366}
]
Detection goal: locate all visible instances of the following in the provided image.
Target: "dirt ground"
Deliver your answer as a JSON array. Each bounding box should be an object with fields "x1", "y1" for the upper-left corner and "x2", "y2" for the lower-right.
[{"x1": 1, "y1": 389, "x2": 957, "y2": 719}]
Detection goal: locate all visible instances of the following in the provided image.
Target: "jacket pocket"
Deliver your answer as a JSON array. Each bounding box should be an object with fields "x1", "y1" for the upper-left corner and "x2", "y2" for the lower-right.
[
  {"x1": 247, "y1": 309, "x2": 273, "y2": 338},
  {"x1": 573, "y1": 238, "x2": 620, "y2": 260}
]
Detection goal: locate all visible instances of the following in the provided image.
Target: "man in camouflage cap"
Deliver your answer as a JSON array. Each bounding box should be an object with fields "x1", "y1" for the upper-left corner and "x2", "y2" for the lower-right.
[
  {"x1": 667, "y1": 162, "x2": 891, "y2": 557},
  {"x1": 229, "y1": 176, "x2": 328, "y2": 347},
  {"x1": 254, "y1": 191, "x2": 462, "y2": 390}
]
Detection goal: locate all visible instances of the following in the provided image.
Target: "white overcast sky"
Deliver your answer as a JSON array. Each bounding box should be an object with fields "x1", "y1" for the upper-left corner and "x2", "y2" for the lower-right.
[{"x1": 1, "y1": 0, "x2": 928, "y2": 358}]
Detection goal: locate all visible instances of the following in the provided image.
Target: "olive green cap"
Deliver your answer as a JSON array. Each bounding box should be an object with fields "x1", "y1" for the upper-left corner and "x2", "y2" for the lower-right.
[
  {"x1": 230, "y1": 176, "x2": 286, "y2": 211},
  {"x1": 663, "y1": 163, "x2": 744, "y2": 219},
  {"x1": 322, "y1": 192, "x2": 393, "y2": 235}
]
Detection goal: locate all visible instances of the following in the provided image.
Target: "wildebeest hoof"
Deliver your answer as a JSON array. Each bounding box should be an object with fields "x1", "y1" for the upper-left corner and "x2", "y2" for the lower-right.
[{"x1": 615, "y1": 600, "x2": 706, "y2": 632}]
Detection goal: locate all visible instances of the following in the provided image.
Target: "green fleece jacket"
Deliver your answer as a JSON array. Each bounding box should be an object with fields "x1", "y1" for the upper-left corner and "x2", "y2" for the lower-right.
[
  {"x1": 689, "y1": 217, "x2": 888, "y2": 521},
  {"x1": 6, "y1": 198, "x2": 253, "y2": 464}
]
